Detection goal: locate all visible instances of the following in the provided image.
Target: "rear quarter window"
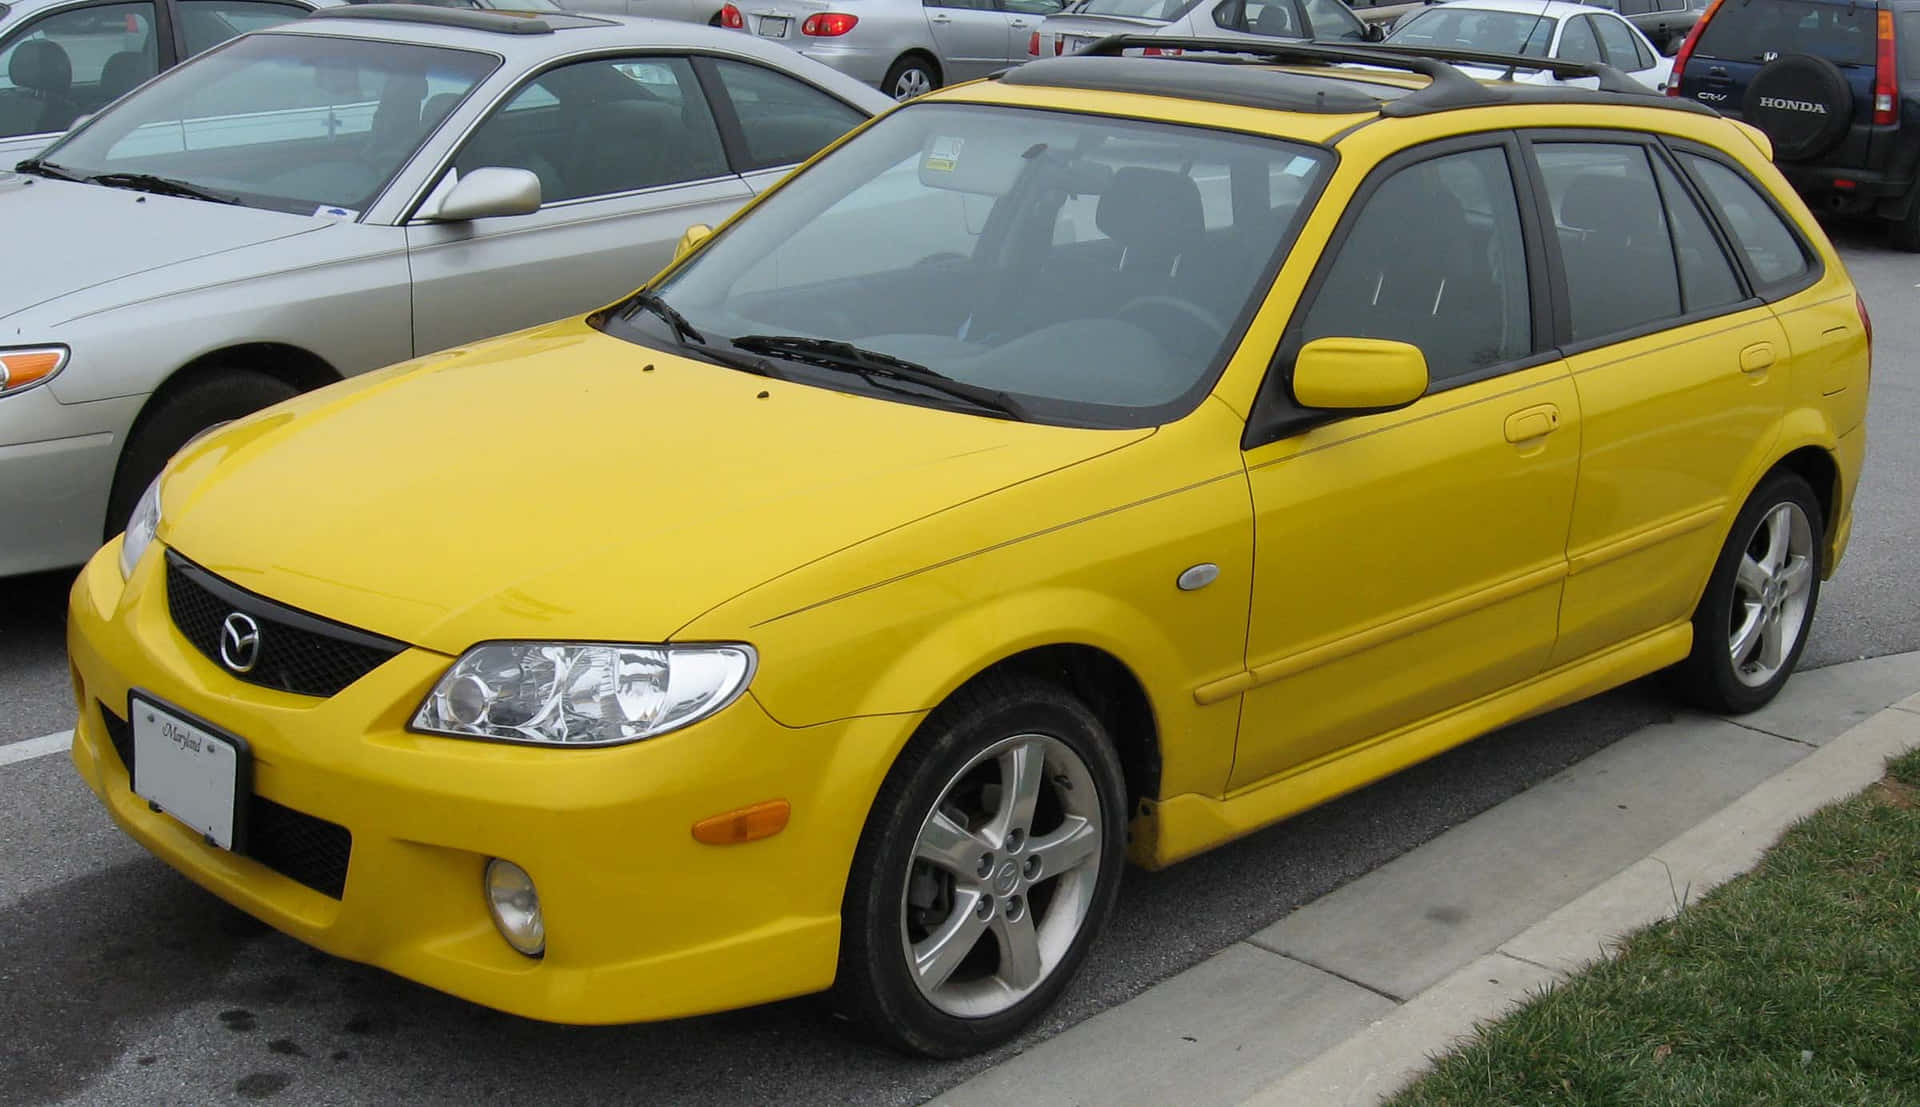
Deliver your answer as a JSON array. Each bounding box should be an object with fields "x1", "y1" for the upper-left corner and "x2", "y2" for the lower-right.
[{"x1": 1695, "y1": 0, "x2": 1876, "y2": 65}]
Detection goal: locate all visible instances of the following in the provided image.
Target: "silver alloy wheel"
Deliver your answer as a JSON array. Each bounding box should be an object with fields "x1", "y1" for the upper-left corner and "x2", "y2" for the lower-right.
[
  {"x1": 900, "y1": 732, "x2": 1103, "y2": 1018},
  {"x1": 892, "y1": 67, "x2": 932, "y2": 100},
  {"x1": 1728, "y1": 501, "x2": 1815, "y2": 687}
]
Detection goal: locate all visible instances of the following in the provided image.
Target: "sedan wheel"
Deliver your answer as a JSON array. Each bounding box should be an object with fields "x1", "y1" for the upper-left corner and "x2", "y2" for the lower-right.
[
  {"x1": 835, "y1": 676, "x2": 1126, "y2": 1057},
  {"x1": 884, "y1": 57, "x2": 937, "y2": 100},
  {"x1": 1671, "y1": 470, "x2": 1823, "y2": 714}
]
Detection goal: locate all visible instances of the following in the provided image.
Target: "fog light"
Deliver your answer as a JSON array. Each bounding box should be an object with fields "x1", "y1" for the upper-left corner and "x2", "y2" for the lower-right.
[{"x1": 485, "y1": 858, "x2": 545, "y2": 957}]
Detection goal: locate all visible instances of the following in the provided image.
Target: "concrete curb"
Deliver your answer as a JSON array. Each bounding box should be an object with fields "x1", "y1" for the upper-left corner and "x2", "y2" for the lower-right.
[{"x1": 1241, "y1": 691, "x2": 1920, "y2": 1107}]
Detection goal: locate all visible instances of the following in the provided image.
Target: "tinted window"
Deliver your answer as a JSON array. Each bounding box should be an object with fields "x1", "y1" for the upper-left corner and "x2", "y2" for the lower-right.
[
  {"x1": 1619, "y1": 0, "x2": 1650, "y2": 15},
  {"x1": 710, "y1": 59, "x2": 865, "y2": 169},
  {"x1": 1301, "y1": 147, "x2": 1531, "y2": 384},
  {"x1": 1389, "y1": 7, "x2": 1555, "y2": 54},
  {"x1": 1592, "y1": 13, "x2": 1646, "y2": 66},
  {"x1": 179, "y1": 0, "x2": 308, "y2": 57},
  {"x1": 1303, "y1": 0, "x2": 1367, "y2": 39},
  {"x1": 457, "y1": 56, "x2": 727, "y2": 204},
  {"x1": 1682, "y1": 153, "x2": 1809, "y2": 287},
  {"x1": 1538, "y1": 143, "x2": 1680, "y2": 341},
  {"x1": 1695, "y1": 0, "x2": 1874, "y2": 65},
  {"x1": 1652, "y1": 156, "x2": 1743, "y2": 312},
  {"x1": 0, "y1": 2, "x2": 157, "y2": 138},
  {"x1": 1559, "y1": 16, "x2": 1605, "y2": 62}
]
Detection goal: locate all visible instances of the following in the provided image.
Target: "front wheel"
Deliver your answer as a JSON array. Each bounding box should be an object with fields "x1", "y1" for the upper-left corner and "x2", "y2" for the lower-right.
[
  {"x1": 833, "y1": 676, "x2": 1127, "y2": 1057},
  {"x1": 103, "y1": 369, "x2": 300, "y2": 539},
  {"x1": 1671, "y1": 471, "x2": 1823, "y2": 714}
]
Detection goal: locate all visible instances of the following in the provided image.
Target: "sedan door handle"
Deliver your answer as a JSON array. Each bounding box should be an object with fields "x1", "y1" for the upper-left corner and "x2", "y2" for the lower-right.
[
  {"x1": 1009, "y1": 16, "x2": 1030, "y2": 25},
  {"x1": 1503, "y1": 403, "x2": 1561, "y2": 443},
  {"x1": 1740, "y1": 342, "x2": 1776, "y2": 373},
  {"x1": 929, "y1": 11, "x2": 952, "y2": 21}
]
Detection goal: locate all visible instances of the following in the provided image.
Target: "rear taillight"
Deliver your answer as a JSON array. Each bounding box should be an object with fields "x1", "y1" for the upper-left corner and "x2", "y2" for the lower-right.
[
  {"x1": 801, "y1": 11, "x2": 857, "y2": 34},
  {"x1": 1874, "y1": 8, "x2": 1898, "y2": 124},
  {"x1": 719, "y1": 2, "x2": 743, "y2": 27},
  {"x1": 1029, "y1": 30, "x2": 1041, "y2": 55},
  {"x1": 1667, "y1": 0, "x2": 1722, "y2": 96},
  {"x1": 1140, "y1": 46, "x2": 1184, "y2": 55}
]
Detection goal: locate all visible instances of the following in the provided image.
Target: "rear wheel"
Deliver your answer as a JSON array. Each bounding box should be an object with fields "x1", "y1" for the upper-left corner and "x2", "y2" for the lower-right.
[
  {"x1": 1670, "y1": 471, "x2": 1823, "y2": 714},
  {"x1": 883, "y1": 54, "x2": 940, "y2": 101},
  {"x1": 833, "y1": 675, "x2": 1126, "y2": 1057},
  {"x1": 103, "y1": 369, "x2": 300, "y2": 539}
]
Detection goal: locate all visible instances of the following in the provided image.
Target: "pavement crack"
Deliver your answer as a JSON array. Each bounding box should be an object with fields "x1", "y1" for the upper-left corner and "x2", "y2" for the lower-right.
[
  {"x1": 1251, "y1": 945, "x2": 1404, "y2": 1003},
  {"x1": 1719, "y1": 718, "x2": 1821, "y2": 748}
]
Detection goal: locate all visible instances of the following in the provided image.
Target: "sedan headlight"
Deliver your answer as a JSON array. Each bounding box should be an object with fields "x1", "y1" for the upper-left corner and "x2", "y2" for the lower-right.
[
  {"x1": 0, "y1": 346, "x2": 68, "y2": 396},
  {"x1": 412, "y1": 642, "x2": 757, "y2": 747},
  {"x1": 118, "y1": 475, "x2": 162, "y2": 580}
]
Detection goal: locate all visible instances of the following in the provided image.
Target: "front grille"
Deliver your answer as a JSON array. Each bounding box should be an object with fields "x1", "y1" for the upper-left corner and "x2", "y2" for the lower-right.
[
  {"x1": 100, "y1": 702, "x2": 354, "y2": 900},
  {"x1": 165, "y1": 552, "x2": 406, "y2": 698}
]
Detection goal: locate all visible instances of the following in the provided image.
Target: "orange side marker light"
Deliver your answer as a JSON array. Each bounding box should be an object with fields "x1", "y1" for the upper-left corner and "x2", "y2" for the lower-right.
[{"x1": 692, "y1": 800, "x2": 791, "y2": 845}]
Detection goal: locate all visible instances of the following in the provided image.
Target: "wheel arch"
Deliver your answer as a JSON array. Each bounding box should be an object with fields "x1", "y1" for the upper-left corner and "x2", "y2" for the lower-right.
[{"x1": 126, "y1": 342, "x2": 342, "y2": 444}]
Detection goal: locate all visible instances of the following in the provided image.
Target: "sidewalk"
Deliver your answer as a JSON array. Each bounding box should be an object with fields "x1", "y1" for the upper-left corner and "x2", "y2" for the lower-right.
[{"x1": 931, "y1": 651, "x2": 1920, "y2": 1107}]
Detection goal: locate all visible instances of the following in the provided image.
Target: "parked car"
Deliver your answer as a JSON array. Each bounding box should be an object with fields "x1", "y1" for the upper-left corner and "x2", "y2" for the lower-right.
[
  {"x1": 1030, "y1": 0, "x2": 1375, "y2": 58},
  {"x1": 1575, "y1": 0, "x2": 1703, "y2": 53},
  {"x1": 68, "y1": 35, "x2": 1867, "y2": 1059},
  {"x1": 1668, "y1": 0, "x2": 1920, "y2": 248},
  {"x1": 0, "y1": 0, "x2": 328, "y2": 163},
  {"x1": 0, "y1": 5, "x2": 890, "y2": 577},
  {"x1": 1387, "y1": 0, "x2": 1673, "y2": 90},
  {"x1": 720, "y1": 0, "x2": 1067, "y2": 100},
  {"x1": 557, "y1": 0, "x2": 721, "y2": 28}
]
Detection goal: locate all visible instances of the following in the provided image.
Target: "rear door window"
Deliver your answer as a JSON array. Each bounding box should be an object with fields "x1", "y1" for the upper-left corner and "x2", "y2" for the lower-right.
[
  {"x1": 1558, "y1": 15, "x2": 1605, "y2": 62},
  {"x1": 1302, "y1": 0, "x2": 1368, "y2": 39},
  {"x1": 1535, "y1": 142, "x2": 1681, "y2": 342},
  {"x1": 706, "y1": 58, "x2": 866, "y2": 170},
  {"x1": 1651, "y1": 156, "x2": 1743, "y2": 313},
  {"x1": 1592, "y1": 12, "x2": 1649, "y2": 66},
  {"x1": 1694, "y1": 0, "x2": 1875, "y2": 64}
]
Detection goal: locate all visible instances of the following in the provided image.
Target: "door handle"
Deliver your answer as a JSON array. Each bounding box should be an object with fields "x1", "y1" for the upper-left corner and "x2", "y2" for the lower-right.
[
  {"x1": 929, "y1": 11, "x2": 952, "y2": 21},
  {"x1": 1010, "y1": 16, "x2": 1030, "y2": 24},
  {"x1": 1503, "y1": 403, "x2": 1561, "y2": 443},
  {"x1": 1740, "y1": 342, "x2": 1775, "y2": 373}
]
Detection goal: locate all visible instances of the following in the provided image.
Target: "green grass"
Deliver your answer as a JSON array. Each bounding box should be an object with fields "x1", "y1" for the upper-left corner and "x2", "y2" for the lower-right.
[{"x1": 1390, "y1": 748, "x2": 1920, "y2": 1107}]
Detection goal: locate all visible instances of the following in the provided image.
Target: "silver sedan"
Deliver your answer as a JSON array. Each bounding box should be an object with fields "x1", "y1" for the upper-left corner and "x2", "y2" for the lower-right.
[
  {"x1": 0, "y1": 5, "x2": 890, "y2": 577},
  {"x1": 721, "y1": 0, "x2": 1066, "y2": 100},
  {"x1": 1029, "y1": 0, "x2": 1377, "y2": 60}
]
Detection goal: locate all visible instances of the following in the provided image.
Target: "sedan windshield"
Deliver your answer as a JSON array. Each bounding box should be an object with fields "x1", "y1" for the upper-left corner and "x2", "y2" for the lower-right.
[
  {"x1": 31, "y1": 33, "x2": 497, "y2": 215},
  {"x1": 605, "y1": 104, "x2": 1330, "y2": 428},
  {"x1": 1388, "y1": 7, "x2": 1557, "y2": 55}
]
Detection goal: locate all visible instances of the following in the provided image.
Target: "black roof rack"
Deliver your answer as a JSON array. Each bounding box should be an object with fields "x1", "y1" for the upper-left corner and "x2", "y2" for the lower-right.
[
  {"x1": 316, "y1": 5, "x2": 564, "y2": 34},
  {"x1": 1000, "y1": 35, "x2": 1715, "y2": 119}
]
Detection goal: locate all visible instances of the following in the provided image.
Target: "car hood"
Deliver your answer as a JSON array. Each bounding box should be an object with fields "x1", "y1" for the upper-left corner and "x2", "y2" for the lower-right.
[
  {"x1": 0, "y1": 173, "x2": 326, "y2": 324},
  {"x1": 160, "y1": 319, "x2": 1151, "y2": 656}
]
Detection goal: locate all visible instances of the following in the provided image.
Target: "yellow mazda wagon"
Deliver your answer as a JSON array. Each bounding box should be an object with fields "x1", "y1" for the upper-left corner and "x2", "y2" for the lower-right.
[{"x1": 69, "y1": 38, "x2": 1869, "y2": 1056}]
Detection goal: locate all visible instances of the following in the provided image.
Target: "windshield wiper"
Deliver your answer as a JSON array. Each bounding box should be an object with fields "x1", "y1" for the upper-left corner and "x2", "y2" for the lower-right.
[
  {"x1": 13, "y1": 157, "x2": 85, "y2": 182},
  {"x1": 621, "y1": 290, "x2": 706, "y2": 346},
  {"x1": 85, "y1": 172, "x2": 240, "y2": 205},
  {"x1": 730, "y1": 334, "x2": 1027, "y2": 420}
]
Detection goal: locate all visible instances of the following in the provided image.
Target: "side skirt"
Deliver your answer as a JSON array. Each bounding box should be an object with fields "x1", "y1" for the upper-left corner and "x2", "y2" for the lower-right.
[{"x1": 1129, "y1": 622, "x2": 1693, "y2": 869}]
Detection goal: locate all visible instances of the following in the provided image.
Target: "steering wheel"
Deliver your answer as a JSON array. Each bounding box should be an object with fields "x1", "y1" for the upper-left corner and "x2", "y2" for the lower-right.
[{"x1": 1115, "y1": 295, "x2": 1228, "y2": 356}]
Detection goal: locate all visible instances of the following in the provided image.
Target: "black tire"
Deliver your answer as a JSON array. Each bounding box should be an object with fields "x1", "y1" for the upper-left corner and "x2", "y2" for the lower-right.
[
  {"x1": 833, "y1": 674, "x2": 1127, "y2": 1058},
  {"x1": 882, "y1": 54, "x2": 940, "y2": 101},
  {"x1": 1669, "y1": 470, "x2": 1824, "y2": 714},
  {"x1": 103, "y1": 370, "x2": 300, "y2": 539},
  {"x1": 1741, "y1": 55, "x2": 1853, "y2": 163}
]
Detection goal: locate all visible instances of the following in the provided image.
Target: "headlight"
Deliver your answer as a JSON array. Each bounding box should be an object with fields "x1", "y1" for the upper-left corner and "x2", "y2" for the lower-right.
[
  {"x1": 118, "y1": 475, "x2": 162, "y2": 580},
  {"x1": 412, "y1": 642, "x2": 757, "y2": 747},
  {"x1": 0, "y1": 346, "x2": 68, "y2": 396}
]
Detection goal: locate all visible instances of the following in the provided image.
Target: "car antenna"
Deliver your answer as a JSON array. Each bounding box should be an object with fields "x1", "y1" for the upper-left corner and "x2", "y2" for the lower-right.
[{"x1": 1510, "y1": 0, "x2": 1555, "y2": 81}]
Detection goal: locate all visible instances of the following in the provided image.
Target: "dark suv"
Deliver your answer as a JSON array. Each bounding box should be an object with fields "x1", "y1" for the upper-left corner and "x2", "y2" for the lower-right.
[{"x1": 1670, "y1": 0, "x2": 1920, "y2": 246}]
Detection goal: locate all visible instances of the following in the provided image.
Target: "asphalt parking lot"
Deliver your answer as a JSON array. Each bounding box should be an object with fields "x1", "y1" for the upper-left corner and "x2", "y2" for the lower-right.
[{"x1": 2, "y1": 223, "x2": 1915, "y2": 1106}]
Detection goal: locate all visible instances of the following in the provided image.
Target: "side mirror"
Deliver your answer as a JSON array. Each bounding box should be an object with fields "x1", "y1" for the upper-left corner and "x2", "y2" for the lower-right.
[
  {"x1": 1364, "y1": 22, "x2": 1385, "y2": 40},
  {"x1": 674, "y1": 223, "x2": 713, "y2": 262},
  {"x1": 1292, "y1": 337, "x2": 1427, "y2": 411},
  {"x1": 421, "y1": 167, "x2": 542, "y2": 222}
]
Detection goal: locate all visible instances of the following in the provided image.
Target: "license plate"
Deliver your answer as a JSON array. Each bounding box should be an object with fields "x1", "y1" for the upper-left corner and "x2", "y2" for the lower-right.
[
  {"x1": 756, "y1": 15, "x2": 788, "y2": 36},
  {"x1": 130, "y1": 694, "x2": 249, "y2": 851},
  {"x1": 1062, "y1": 35, "x2": 1087, "y2": 53}
]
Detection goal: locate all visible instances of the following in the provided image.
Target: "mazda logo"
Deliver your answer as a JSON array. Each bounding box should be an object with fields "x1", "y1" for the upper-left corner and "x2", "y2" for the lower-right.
[{"x1": 219, "y1": 613, "x2": 261, "y2": 673}]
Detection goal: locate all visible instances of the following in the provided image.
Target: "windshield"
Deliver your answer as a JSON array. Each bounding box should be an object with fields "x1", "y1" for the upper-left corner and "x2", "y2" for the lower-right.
[
  {"x1": 33, "y1": 33, "x2": 498, "y2": 215},
  {"x1": 1388, "y1": 7, "x2": 1557, "y2": 56},
  {"x1": 1069, "y1": 0, "x2": 1189, "y2": 19},
  {"x1": 603, "y1": 104, "x2": 1330, "y2": 428},
  {"x1": 1695, "y1": 0, "x2": 1875, "y2": 65}
]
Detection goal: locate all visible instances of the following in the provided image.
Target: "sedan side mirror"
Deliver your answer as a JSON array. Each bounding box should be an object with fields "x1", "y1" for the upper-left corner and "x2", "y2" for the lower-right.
[
  {"x1": 674, "y1": 223, "x2": 713, "y2": 262},
  {"x1": 421, "y1": 167, "x2": 542, "y2": 222},
  {"x1": 1364, "y1": 22, "x2": 1385, "y2": 40},
  {"x1": 1292, "y1": 337, "x2": 1427, "y2": 411}
]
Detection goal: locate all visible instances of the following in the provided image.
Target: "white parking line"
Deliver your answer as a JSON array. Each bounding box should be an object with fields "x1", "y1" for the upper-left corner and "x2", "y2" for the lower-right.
[{"x1": 0, "y1": 730, "x2": 74, "y2": 768}]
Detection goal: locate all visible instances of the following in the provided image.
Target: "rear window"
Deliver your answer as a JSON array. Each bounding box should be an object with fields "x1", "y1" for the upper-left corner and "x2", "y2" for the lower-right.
[{"x1": 1694, "y1": 0, "x2": 1876, "y2": 65}]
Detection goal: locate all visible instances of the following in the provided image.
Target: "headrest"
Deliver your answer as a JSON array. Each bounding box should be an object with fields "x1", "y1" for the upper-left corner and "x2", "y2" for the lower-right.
[
  {"x1": 11, "y1": 40, "x2": 72, "y2": 96},
  {"x1": 1096, "y1": 167, "x2": 1204, "y2": 258}
]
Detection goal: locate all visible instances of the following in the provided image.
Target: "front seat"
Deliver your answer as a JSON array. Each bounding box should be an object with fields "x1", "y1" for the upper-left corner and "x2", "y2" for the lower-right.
[
  {"x1": 1094, "y1": 166, "x2": 1206, "y2": 293},
  {"x1": 97, "y1": 45, "x2": 158, "y2": 104},
  {"x1": 5, "y1": 39, "x2": 78, "y2": 134}
]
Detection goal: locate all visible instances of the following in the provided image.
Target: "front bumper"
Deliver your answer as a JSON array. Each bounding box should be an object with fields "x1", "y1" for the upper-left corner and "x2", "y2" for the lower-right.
[{"x1": 68, "y1": 541, "x2": 916, "y2": 1024}]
